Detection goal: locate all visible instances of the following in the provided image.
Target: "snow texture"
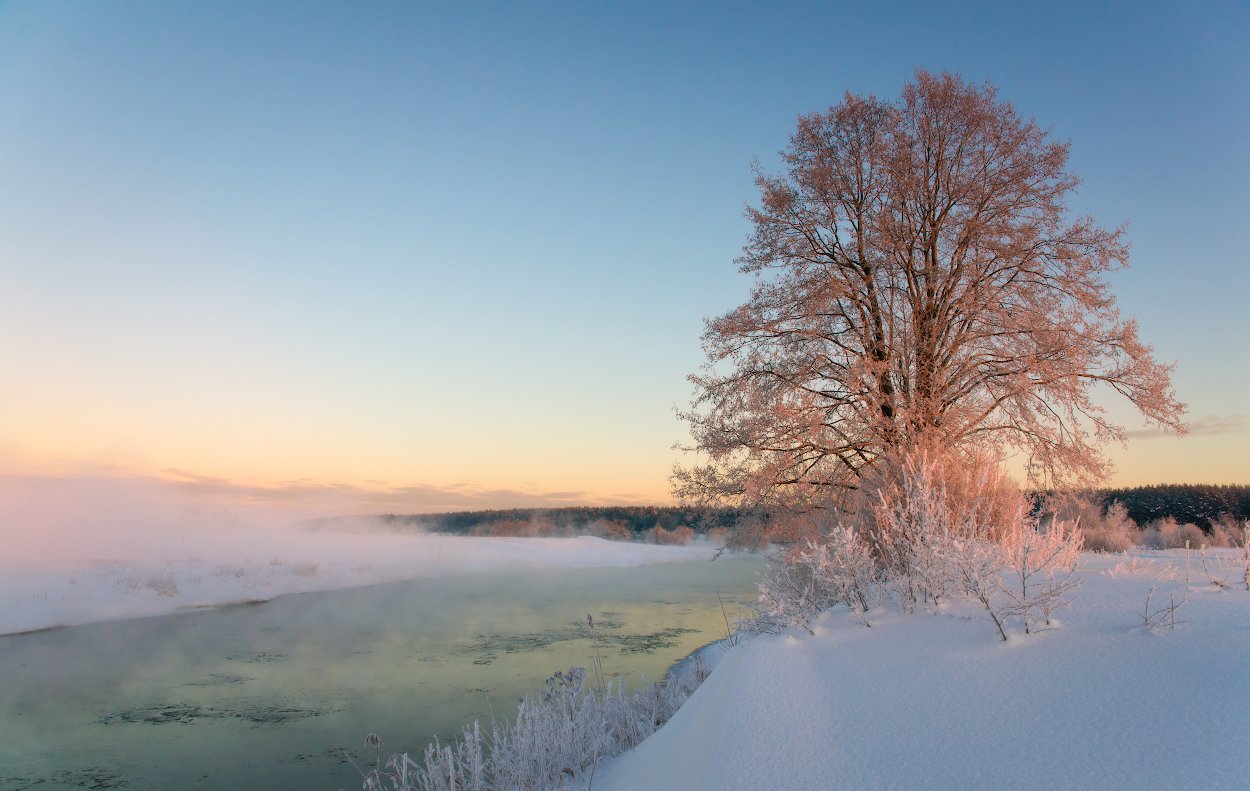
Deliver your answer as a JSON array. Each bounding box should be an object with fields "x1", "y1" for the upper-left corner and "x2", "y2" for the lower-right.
[{"x1": 595, "y1": 550, "x2": 1250, "y2": 791}]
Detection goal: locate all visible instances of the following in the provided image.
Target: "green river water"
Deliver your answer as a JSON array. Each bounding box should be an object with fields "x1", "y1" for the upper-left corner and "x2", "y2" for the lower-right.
[{"x1": 0, "y1": 556, "x2": 763, "y2": 791}]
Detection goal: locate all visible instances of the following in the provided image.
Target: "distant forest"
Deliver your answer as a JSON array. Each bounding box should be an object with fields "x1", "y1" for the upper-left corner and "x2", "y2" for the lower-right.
[
  {"x1": 371, "y1": 484, "x2": 1249, "y2": 539},
  {"x1": 1089, "y1": 484, "x2": 1250, "y2": 529},
  {"x1": 375, "y1": 505, "x2": 745, "y2": 539}
]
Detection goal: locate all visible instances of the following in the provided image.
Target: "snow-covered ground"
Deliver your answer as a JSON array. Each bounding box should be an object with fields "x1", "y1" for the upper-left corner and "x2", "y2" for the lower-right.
[{"x1": 596, "y1": 550, "x2": 1250, "y2": 791}]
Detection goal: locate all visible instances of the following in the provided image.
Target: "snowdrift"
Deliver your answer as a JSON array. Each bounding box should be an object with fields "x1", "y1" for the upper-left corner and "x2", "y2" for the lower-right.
[{"x1": 596, "y1": 550, "x2": 1250, "y2": 791}]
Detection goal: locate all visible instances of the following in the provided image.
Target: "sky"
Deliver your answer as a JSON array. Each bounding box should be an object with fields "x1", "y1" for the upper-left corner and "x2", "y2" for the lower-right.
[{"x1": 1, "y1": 1, "x2": 1247, "y2": 513}]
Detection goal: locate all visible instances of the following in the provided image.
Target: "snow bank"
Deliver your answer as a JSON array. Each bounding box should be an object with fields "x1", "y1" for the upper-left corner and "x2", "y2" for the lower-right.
[{"x1": 595, "y1": 550, "x2": 1250, "y2": 791}]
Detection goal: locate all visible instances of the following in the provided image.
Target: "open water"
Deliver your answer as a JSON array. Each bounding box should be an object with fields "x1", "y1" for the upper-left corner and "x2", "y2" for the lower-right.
[{"x1": 0, "y1": 556, "x2": 763, "y2": 790}]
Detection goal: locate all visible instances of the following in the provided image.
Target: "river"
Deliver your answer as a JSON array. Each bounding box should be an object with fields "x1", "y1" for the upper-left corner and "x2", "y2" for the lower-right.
[{"x1": 0, "y1": 555, "x2": 763, "y2": 790}]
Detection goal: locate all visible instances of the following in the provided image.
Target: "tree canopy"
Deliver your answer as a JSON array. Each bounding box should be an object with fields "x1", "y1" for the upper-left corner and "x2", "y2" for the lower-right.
[{"x1": 676, "y1": 70, "x2": 1185, "y2": 510}]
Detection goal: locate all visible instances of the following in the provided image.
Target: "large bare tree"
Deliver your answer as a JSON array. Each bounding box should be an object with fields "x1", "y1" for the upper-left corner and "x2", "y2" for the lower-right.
[{"x1": 676, "y1": 71, "x2": 1185, "y2": 511}]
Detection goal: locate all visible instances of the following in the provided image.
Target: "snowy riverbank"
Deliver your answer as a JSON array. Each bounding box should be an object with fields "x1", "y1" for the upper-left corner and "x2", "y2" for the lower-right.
[{"x1": 595, "y1": 549, "x2": 1250, "y2": 791}]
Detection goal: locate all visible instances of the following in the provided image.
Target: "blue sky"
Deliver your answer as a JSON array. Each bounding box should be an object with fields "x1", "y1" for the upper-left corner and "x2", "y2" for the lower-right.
[{"x1": 1, "y1": 1, "x2": 1247, "y2": 509}]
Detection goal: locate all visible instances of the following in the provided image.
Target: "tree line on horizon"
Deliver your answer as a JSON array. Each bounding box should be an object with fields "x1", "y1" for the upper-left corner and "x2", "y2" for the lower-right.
[
  {"x1": 1084, "y1": 483, "x2": 1250, "y2": 530},
  {"x1": 374, "y1": 484, "x2": 1249, "y2": 541},
  {"x1": 374, "y1": 506, "x2": 744, "y2": 543}
]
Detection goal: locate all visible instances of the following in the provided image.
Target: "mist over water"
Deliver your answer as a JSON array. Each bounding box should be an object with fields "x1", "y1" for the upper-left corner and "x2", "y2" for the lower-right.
[
  {"x1": 0, "y1": 472, "x2": 383, "y2": 566},
  {"x1": 0, "y1": 472, "x2": 766, "y2": 789},
  {"x1": 0, "y1": 549, "x2": 763, "y2": 791},
  {"x1": 0, "y1": 474, "x2": 719, "y2": 636}
]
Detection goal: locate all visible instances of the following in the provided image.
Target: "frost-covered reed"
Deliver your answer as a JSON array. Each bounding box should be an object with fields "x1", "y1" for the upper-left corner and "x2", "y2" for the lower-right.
[{"x1": 354, "y1": 663, "x2": 704, "y2": 791}]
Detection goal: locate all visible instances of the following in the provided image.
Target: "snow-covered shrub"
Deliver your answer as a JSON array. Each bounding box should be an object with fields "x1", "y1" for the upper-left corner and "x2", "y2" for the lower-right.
[
  {"x1": 1241, "y1": 522, "x2": 1250, "y2": 592},
  {"x1": 754, "y1": 551, "x2": 821, "y2": 635},
  {"x1": 815, "y1": 527, "x2": 877, "y2": 612},
  {"x1": 366, "y1": 727, "x2": 487, "y2": 791},
  {"x1": 654, "y1": 525, "x2": 695, "y2": 545},
  {"x1": 865, "y1": 449, "x2": 1027, "y2": 542},
  {"x1": 1141, "y1": 517, "x2": 1206, "y2": 550},
  {"x1": 869, "y1": 451, "x2": 1030, "y2": 609},
  {"x1": 357, "y1": 666, "x2": 701, "y2": 791},
  {"x1": 583, "y1": 519, "x2": 634, "y2": 542},
  {"x1": 756, "y1": 527, "x2": 877, "y2": 633},
  {"x1": 755, "y1": 449, "x2": 1084, "y2": 641},
  {"x1": 998, "y1": 518, "x2": 1083, "y2": 633},
  {"x1": 942, "y1": 534, "x2": 1012, "y2": 641},
  {"x1": 1207, "y1": 513, "x2": 1245, "y2": 549},
  {"x1": 1047, "y1": 493, "x2": 1141, "y2": 553},
  {"x1": 870, "y1": 454, "x2": 965, "y2": 609},
  {"x1": 469, "y1": 517, "x2": 560, "y2": 538},
  {"x1": 1079, "y1": 500, "x2": 1140, "y2": 553},
  {"x1": 490, "y1": 668, "x2": 616, "y2": 789}
]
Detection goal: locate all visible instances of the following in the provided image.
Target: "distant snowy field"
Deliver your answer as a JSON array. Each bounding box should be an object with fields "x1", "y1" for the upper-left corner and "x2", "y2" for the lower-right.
[
  {"x1": 0, "y1": 532, "x2": 717, "y2": 636},
  {"x1": 596, "y1": 549, "x2": 1250, "y2": 791}
]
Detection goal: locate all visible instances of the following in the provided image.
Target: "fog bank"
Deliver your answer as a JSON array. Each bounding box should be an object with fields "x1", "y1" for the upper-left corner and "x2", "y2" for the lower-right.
[{"x1": 0, "y1": 474, "x2": 716, "y2": 635}]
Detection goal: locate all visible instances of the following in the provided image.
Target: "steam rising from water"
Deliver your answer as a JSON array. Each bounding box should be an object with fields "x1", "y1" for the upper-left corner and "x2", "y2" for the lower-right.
[
  {"x1": 0, "y1": 474, "x2": 714, "y2": 635},
  {"x1": 0, "y1": 472, "x2": 395, "y2": 564}
]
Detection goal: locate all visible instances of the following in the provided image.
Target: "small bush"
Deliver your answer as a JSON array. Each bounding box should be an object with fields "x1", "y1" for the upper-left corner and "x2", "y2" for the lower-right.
[
  {"x1": 755, "y1": 450, "x2": 1083, "y2": 641},
  {"x1": 469, "y1": 517, "x2": 560, "y2": 538},
  {"x1": 602, "y1": 523, "x2": 634, "y2": 541},
  {"x1": 145, "y1": 572, "x2": 180, "y2": 597},
  {"x1": 357, "y1": 666, "x2": 702, "y2": 791},
  {"x1": 654, "y1": 525, "x2": 695, "y2": 545},
  {"x1": 1208, "y1": 513, "x2": 1245, "y2": 548},
  {"x1": 998, "y1": 518, "x2": 1083, "y2": 633},
  {"x1": 756, "y1": 527, "x2": 877, "y2": 633},
  {"x1": 583, "y1": 519, "x2": 634, "y2": 541},
  {"x1": 1141, "y1": 517, "x2": 1206, "y2": 550},
  {"x1": 1082, "y1": 501, "x2": 1139, "y2": 552}
]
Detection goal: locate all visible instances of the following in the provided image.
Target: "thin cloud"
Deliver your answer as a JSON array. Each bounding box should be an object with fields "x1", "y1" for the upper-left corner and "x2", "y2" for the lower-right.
[
  {"x1": 151, "y1": 470, "x2": 640, "y2": 513},
  {"x1": 1125, "y1": 414, "x2": 1247, "y2": 440},
  {"x1": 1, "y1": 470, "x2": 661, "y2": 535},
  {"x1": 602, "y1": 492, "x2": 660, "y2": 506}
]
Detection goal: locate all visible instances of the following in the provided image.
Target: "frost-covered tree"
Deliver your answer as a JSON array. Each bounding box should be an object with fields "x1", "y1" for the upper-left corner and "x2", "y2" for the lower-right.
[{"x1": 676, "y1": 70, "x2": 1186, "y2": 512}]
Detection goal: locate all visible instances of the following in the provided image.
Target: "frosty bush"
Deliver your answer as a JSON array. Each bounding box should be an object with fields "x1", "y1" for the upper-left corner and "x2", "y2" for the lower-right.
[
  {"x1": 756, "y1": 450, "x2": 1083, "y2": 640},
  {"x1": 582, "y1": 519, "x2": 634, "y2": 542},
  {"x1": 942, "y1": 534, "x2": 1013, "y2": 641},
  {"x1": 652, "y1": 525, "x2": 695, "y2": 545},
  {"x1": 756, "y1": 527, "x2": 877, "y2": 634},
  {"x1": 356, "y1": 665, "x2": 701, "y2": 791},
  {"x1": 1079, "y1": 500, "x2": 1140, "y2": 553},
  {"x1": 1140, "y1": 517, "x2": 1206, "y2": 550},
  {"x1": 1208, "y1": 513, "x2": 1247, "y2": 549},
  {"x1": 998, "y1": 517, "x2": 1083, "y2": 634}
]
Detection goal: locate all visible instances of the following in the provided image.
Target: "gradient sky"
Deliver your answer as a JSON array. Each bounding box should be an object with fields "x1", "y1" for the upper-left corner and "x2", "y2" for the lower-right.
[{"x1": 1, "y1": 1, "x2": 1247, "y2": 511}]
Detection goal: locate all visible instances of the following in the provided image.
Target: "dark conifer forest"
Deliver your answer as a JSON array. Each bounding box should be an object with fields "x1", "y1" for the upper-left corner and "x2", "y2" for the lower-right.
[{"x1": 343, "y1": 485, "x2": 1249, "y2": 540}]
